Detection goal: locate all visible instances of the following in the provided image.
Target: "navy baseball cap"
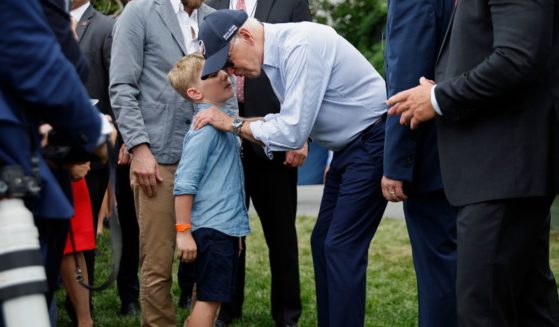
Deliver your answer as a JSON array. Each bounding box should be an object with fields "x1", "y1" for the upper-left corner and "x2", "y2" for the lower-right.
[{"x1": 199, "y1": 9, "x2": 248, "y2": 79}]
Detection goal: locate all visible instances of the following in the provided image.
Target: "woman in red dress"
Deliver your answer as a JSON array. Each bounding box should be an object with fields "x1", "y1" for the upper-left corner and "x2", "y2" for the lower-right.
[{"x1": 60, "y1": 162, "x2": 95, "y2": 327}]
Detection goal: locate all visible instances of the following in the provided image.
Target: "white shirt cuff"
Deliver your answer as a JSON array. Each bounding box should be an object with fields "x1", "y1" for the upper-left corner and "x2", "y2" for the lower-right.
[
  {"x1": 248, "y1": 120, "x2": 274, "y2": 159},
  {"x1": 430, "y1": 85, "x2": 443, "y2": 116},
  {"x1": 263, "y1": 113, "x2": 279, "y2": 121},
  {"x1": 96, "y1": 113, "x2": 113, "y2": 146}
]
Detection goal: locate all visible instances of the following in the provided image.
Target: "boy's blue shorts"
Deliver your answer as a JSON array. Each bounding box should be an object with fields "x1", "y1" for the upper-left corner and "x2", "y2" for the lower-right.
[{"x1": 192, "y1": 228, "x2": 240, "y2": 303}]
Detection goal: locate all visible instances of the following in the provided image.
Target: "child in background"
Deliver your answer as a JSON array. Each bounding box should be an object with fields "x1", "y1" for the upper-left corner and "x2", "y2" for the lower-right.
[{"x1": 168, "y1": 53, "x2": 250, "y2": 327}]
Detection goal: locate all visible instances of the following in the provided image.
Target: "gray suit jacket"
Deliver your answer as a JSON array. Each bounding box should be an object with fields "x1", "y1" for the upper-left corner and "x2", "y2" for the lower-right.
[
  {"x1": 77, "y1": 4, "x2": 114, "y2": 119},
  {"x1": 110, "y1": 0, "x2": 214, "y2": 164}
]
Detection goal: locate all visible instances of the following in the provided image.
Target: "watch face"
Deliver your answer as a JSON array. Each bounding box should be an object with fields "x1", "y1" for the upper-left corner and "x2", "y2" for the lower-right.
[{"x1": 233, "y1": 118, "x2": 243, "y2": 128}]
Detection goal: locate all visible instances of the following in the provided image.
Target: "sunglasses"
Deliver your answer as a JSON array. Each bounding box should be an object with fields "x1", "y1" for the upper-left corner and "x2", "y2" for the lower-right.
[{"x1": 224, "y1": 57, "x2": 235, "y2": 69}]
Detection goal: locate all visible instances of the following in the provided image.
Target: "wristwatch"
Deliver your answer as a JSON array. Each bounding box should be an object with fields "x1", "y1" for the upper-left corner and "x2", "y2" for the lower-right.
[{"x1": 231, "y1": 117, "x2": 245, "y2": 135}]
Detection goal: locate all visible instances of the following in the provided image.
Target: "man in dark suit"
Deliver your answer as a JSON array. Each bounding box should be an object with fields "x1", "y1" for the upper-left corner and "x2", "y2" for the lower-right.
[
  {"x1": 71, "y1": 0, "x2": 115, "y2": 286},
  {"x1": 388, "y1": 0, "x2": 559, "y2": 325},
  {"x1": 383, "y1": 1, "x2": 457, "y2": 326},
  {"x1": 0, "y1": 0, "x2": 105, "y2": 323},
  {"x1": 73, "y1": 0, "x2": 114, "y2": 119},
  {"x1": 71, "y1": 0, "x2": 142, "y2": 319},
  {"x1": 204, "y1": 1, "x2": 311, "y2": 326},
  {"x1": 72, "y1": 0, "x2": 114, "y2": 233},
  {"x1": 72, "y1": 1, "x2": 140, "y2": 315},
  {"x1": 40, "y1": 0, "x2": 90, "y2": 82}
]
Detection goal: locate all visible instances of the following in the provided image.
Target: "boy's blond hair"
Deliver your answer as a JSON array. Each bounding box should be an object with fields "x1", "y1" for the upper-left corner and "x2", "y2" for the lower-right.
[{"x1": 168, "y1": 52, "x2": 205, "y2": 101}]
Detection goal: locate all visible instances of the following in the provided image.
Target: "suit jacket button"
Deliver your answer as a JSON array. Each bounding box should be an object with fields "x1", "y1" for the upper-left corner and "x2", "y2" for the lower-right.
[{"x1": 185, "y1": 119, "x2": 191, "y2": 125}]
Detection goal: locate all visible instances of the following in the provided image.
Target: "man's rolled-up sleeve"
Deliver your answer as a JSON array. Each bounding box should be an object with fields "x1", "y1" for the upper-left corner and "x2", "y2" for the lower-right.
[{"x1": 249, "y1": 44, "x2": 330, "y2": 155}]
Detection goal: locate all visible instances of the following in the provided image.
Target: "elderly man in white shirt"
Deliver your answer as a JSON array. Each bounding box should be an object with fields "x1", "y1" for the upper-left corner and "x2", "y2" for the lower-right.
[{"x1": 194, "y1": 10, "x2": 388, "y2": 326}]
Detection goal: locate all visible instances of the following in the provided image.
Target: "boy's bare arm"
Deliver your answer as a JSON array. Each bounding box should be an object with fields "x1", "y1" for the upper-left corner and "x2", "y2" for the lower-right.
[{"x1": 175, "y1": 195, "x2": 197, "y2": 263}]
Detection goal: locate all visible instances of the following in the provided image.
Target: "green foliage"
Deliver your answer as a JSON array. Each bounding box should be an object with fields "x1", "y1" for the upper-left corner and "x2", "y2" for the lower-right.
[
  {"x1": 92, "y1": 0, "x2": 122, "y2": 16},
  {"x1": 92, "y1": 0, "x2": 387, "y2": 72},
  {"x1": 311, "y1": 0, "x2": 387, "y2": 76}
]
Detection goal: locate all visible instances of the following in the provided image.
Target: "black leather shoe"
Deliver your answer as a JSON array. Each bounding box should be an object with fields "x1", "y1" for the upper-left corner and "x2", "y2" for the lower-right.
[
  {"x1": 120, "y1": 302, "x2": 139, "y2": 315},
  {"x1": 214, "y1": 319, "x2": 229, "y2": 327},
  {"x1": 178, "y1": 293, "x2": 192, "y2": 310}
]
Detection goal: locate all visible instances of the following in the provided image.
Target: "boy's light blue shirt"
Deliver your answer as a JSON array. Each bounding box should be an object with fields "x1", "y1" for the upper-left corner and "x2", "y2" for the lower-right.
[{"x1": 174, "y1": 103, "x2": 250, "y2": 237}]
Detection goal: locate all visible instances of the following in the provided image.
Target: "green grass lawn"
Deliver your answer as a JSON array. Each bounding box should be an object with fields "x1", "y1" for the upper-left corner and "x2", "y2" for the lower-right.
[{"x1": 57, "y1": 215, "x2": 559, "y2": 326}]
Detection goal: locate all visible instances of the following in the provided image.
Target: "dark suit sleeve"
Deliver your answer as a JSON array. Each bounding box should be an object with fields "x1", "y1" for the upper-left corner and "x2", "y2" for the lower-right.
[
  {"x1": 40, "y1": 0, "x2": 90, "y2": 83},
  {"x1": 291, "y1": 0, "x2": 312, "y2": 22},
  {"x1": 383, "y1": 0, "x2": 450, "y2": 182},
  {"x1": 435, "y1": 0, "x2": 554, "y2": 120},
  {"x1": 98, "y1": 18, "x2": 118, "y2": 120},
  {"x1": 0, "y1": 0, "x2": 101, "y2": 151},
  {"x1": 102, "y1": 20, "x2": 113, "y2": 73}
]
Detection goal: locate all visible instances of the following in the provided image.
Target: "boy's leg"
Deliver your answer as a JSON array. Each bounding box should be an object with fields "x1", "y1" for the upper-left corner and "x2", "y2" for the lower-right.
[
  {"x1": 192, "y1": 229, "x2": 241, "y2": 326},
  {"x1": 177, "y1": 262, "x2": 195, "y2": 309},
  {"x1": 186, "y1": 301, "x2": 220, "y2": 327},
  {"x1": 217, "y1": 237, "x2": 245, "y2": 323}
]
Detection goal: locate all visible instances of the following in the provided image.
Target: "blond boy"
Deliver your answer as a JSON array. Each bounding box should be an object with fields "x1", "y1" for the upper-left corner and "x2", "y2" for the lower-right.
[{"x1": 168, "y1": 53, "x2": 250, "y2": 327}]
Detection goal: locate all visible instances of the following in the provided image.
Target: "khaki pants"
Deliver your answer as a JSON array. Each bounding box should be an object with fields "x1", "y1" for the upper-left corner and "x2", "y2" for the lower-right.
[{"x1": 130, "y1": 164, "x2": 177, "y2": 327}]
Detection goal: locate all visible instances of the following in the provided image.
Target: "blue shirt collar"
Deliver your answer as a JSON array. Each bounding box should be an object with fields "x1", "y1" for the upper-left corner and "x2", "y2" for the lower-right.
[{"x1": 195, "y1": 102, "x2": 236, "y2": 117}]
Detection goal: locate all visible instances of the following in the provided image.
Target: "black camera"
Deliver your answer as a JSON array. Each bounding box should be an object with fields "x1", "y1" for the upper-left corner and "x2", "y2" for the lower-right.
[
  {"x1": 41, "y1": 130, "x2": 101, "y2": 164},
  {"x1": 0, "y1": 165, "x2": 42, "y2": 198}
]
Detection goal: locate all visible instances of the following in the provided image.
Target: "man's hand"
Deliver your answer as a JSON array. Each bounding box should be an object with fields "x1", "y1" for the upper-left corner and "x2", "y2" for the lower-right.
[
  {"x1": 118, "y1": 143, "x2": 131, "y2": 165},
  {"x1": 192, "y1": 106, "x2": 233, "y2": 132},
  {"x1": 381, "y1": 176, "x2": 407, "y2": 202},
  {"x1": 387, "y1": 77, "x2": 437, "y2": 129},
  {"x1": 176, "y1": 232, "x2": 197, "y2": 263},
  {"x1": 284, "y1": 142, "x2": 308, "y2": 168},
  {"x1": 70, "y1": 162, "x2": 91, "y2": 181},
  {"x1": 131, "y1": 144, "x2": 163, "y2": 197},
  {"x1": 39, "y1": 124, "x2": 52, "y2": 147}
]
